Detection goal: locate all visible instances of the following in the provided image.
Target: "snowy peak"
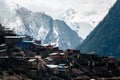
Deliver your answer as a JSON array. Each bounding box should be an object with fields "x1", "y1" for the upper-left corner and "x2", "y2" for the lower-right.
[
  {"x1": 10, "y1": 4, "x2": 53, "y2": 40},
  {"x1": 66, "y1": 8, "x2": 75, "y2": 16},
  {"x1": 59, "y1": 8, "x2": 94, "y2": 39},
  {"x1": 62, "y1": 8, "x2": 75, "y2": 22},
  {"x1": 53, "y1": 20, "x2": 82, "y2": 49}
]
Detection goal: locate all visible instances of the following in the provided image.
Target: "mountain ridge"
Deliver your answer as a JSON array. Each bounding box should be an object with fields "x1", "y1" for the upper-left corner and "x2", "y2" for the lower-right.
[
  {"x1": 78, "y1": 0, "x2": 120, "y2": 60},
  {"x1": 6, "y1": 4, "x2": 82, "y2": 50}
]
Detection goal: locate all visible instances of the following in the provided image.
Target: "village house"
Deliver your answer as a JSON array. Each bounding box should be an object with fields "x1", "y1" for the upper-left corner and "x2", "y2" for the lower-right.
[
  {"x1": 5, "y1": 36, "x2": 26, "y2": 49},
  {"x1": 44, "y1": 57, "x2": 54, "y2": 64},
  {"x1": 0, "y1": 44, "x2": 7, "y2": 56},
  {"x1": 51, "y1": 47, "x2": 59, "y2": 53},
  {"x1": 48, "y1": 52, "x2": 68, "y2": 65},
  {"x1": 0, "y1": 34, "x2": 5, "y2": 45},
  {"x1": 19, "y1": 40, "x2": 36, "y2": 51},
  {"x1": 67, "y1": 49, "x2": 80, "y2": 56},
  {"x1": 0, "y1": 25, "x2": 5, "y2": 45},
  {"x1": 35, "y1": 44, "x2": 53, "y2": 58},
  {"x1": 49, "y1": 52, "x2": 67, "y2": 60},
  {"x1": 4, "y1": 28, "x2": 16, "y2": 36}
]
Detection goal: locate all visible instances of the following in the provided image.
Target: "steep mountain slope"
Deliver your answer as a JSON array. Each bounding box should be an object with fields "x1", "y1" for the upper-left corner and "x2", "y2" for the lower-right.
[
  {"x1": 6, "y1": 5, "x2": 82, "y2": 50},
  {"x1": 78, "y1": 0, "x2": 120, "y2": 59}
]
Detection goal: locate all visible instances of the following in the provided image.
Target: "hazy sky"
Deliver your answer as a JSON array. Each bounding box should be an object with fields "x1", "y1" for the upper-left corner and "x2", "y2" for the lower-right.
[{"x1": 7, "y1": 0, "x2": 116, "y2": 19}]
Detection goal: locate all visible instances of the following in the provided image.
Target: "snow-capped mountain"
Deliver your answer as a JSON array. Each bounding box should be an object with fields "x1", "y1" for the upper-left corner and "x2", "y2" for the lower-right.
[
  {"x1": 59, "y1": 9, "x2": 94, "y2": 39},
  {"x1": 58, "y1": 0, "x2": 116, "y2": 39},
  {"x1": 4, "y1": 4, "x2": 82, "y2": 50}
]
